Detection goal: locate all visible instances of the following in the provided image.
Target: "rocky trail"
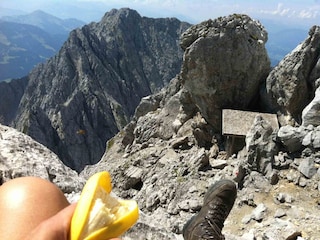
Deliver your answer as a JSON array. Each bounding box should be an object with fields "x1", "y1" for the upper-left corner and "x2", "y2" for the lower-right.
[{"x1": 225, "y1": 171, "x2": 320, "y2": 239}]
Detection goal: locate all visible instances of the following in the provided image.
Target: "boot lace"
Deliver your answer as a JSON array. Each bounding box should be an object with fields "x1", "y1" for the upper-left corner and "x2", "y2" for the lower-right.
[{"x1": 201, "y1": 199, "x2": 228, "y2": 240}]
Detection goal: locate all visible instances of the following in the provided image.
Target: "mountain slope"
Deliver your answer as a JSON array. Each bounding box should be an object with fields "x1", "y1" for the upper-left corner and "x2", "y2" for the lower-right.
[
  {"x1": 0, "y1": 21, "x2": 63, "y2": 81},
  {"x1": 0, "y1": 11, "x2": 85, "y2": 81},
  {"x1": 2, "y1": 10, "x2": 84, "y2": 35},
  {"x1": 13, "y1": 8, "x2": 190, "y2": 171}
]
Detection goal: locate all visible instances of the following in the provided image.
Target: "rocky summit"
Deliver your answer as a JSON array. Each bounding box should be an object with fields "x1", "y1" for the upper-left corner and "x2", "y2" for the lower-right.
[
  {"x1": 82, "y1": 15, "x2": 320, "y2": 239},
  {"x1": 10, "y1": 8, "x2": 190, "y2": 172},
  {"x1": 1, "y1": 10, "x2": 320, "y2": 240}
]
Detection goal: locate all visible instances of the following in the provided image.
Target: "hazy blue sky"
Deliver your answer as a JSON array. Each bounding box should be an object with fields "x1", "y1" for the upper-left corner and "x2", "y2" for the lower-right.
[{"x1": 1, "y1": 0, "x2": 319, "y2": 27}]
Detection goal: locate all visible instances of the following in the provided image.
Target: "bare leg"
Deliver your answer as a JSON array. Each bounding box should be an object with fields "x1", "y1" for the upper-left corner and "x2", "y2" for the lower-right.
[{"x1": 0, "y1": 177, "x2": 69, "y2": 240}]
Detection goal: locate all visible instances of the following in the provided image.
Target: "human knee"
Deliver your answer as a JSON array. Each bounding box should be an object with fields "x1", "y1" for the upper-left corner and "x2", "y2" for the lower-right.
[{"x1": 0, "y1": 176, "x2": 69, "y2": 211}]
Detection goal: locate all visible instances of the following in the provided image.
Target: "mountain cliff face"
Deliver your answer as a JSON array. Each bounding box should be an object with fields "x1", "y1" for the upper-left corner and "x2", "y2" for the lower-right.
[{"x1": 13, "y1": 8, "x2": 190, "y2": 171}]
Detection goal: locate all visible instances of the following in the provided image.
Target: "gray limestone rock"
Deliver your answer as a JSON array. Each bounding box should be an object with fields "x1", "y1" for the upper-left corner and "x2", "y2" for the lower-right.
[
  {"x1": 251, "y1": 203, "x2": 267, "y2": 222},
  {"x1": 302, "y1": 85, "x2": 320, "y2": 127},
  {"x1": 302, "y1": 125, "x2": 320, "y2": 149},
  {"x1": 274, "y1": 208, "x2": 287, "y2": 218},
  {"x1": 277, "y1": 125, "x2": 309, "y2": 153},
  {"x1": 245, "y1": 115, "x2": 278, "y2": 178},
  {"x1": 311, "y1": 127, "x2": 320, "y2": 148},
  {"x1": 180, "y1": 14, "x2": 270, "y2": 130},
  {"x1": 298, "y1": 157, "x2": 317, "y2": 179},
  {"x1": 275, "y1": 192, "x2": 293, "y2": 204},
  {"x1": 0, "y1": 124, "x2": 84, "y2": 193}
]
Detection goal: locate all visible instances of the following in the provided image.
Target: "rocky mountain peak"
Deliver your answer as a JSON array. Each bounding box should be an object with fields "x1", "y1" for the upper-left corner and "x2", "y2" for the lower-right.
[
  {"x1": 12, "y1": 8, "x2": 190, "y2": 172},
  {"x1": 102, "y1": 8, "x2": 141, "y2": 23}
]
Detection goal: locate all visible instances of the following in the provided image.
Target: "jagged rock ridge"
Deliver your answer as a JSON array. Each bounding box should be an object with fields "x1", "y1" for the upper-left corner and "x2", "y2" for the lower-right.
[{"x1": 13, "y1": 8, "x2": 190, "y2": 171}]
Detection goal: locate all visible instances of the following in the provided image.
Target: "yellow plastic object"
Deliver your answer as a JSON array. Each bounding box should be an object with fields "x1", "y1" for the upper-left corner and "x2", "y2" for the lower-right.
[{"x1": 70, "y1": 171, "x2": 139, "y2": 240}]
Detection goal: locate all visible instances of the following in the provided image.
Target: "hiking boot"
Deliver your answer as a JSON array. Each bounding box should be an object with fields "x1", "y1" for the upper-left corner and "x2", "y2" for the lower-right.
[{"x1": 182, "y1": 179, "x2": 237, "y2": 240}]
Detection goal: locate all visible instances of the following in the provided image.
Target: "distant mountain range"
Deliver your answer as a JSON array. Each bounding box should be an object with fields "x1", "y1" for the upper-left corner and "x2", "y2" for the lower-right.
[
  {"x1": 2, "y1": 10, "x2": 84, "y2": 35},
  {"x1": 0, "y1": 10, "x2": 85, "y2": 82},
  {"x1": 0, "y1": 10, "x2": 311, "y2": 82}
]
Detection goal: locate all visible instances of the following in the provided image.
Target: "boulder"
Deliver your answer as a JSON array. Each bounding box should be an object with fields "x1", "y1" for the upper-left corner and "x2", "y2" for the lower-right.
[
  {"x1": 245, "y1": 115, "x2": 278, "y2": 180},
  {"x1": 298, "y1": 157, "x2": 317, "y2": 179},
  {"x1": 180, "y1": 14, "x2": 270, "y2": 130},
  {"x1": 303, "y1": 126, "x2": 320, "y2": 149},
  {"x1": 277, "y1": 125, "x2": 309, "y2": 153}
]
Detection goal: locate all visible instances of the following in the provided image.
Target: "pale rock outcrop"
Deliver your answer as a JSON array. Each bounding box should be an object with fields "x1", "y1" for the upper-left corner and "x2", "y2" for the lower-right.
[
  {"x1": 245, "y1": 115, "x2": 278, "y2": 183},
  {"x1": 0, "y1": 124, "x2": 84, "y2": 193},
  {"x1": 302, "y1": 125, "x2": 320, "y2": 149},
  {"x1": 277, "y1": 123, "x2": 320, "y2": 154},
  {"x1": 277, "y1": 125, "x2": 310, "y2": 153},
  {"x1": 298, "y1": 157, "x2": 317, "y2": 179},
  {"x1": 302, "y1": 82, "x2": 320, "y2": 127}
]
